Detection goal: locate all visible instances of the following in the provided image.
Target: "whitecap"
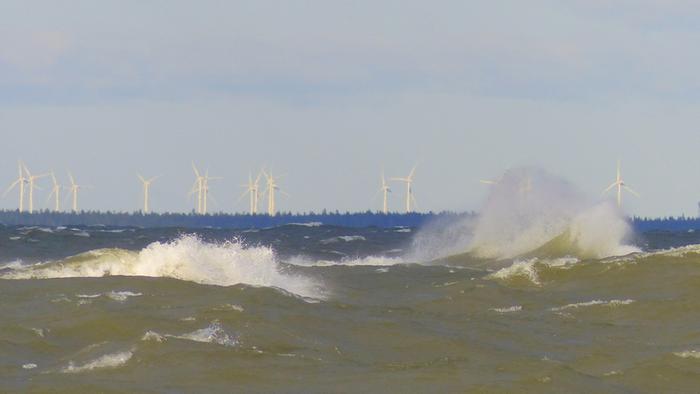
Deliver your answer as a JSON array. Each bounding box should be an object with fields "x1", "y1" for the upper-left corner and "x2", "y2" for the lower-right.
[
  {"x1": 674, "y1": 350, "x2": 700, "y2": 359},
  {"x1": 61, "y1": 350, "x2": 133, "y2": 373},
  {"x1": 491, "y1": 305, "x2": 522, "y2": 313},
  {"x1": 3, "y1": 235, "x2": 322, "y2": 299},
  {"x1": 488, "y1": 259, "x2": 541, "y2": 285},
  {"x1": 550, "y1": 299, "x2": 635, "y2": 311},
  {"x1": 171, "y1": 321, "x2": 237, "y2": 347}
]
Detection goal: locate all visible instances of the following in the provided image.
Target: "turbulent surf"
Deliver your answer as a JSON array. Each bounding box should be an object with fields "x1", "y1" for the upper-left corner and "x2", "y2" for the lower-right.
[{"x1": 2, "y1": 170, "x2": 700, "y2": 392}]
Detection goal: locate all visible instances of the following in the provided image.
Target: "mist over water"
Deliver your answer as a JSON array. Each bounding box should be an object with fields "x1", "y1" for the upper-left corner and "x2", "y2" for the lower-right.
[{"x1": 410, "y1": 167, "x2": 638, "y2": 262}]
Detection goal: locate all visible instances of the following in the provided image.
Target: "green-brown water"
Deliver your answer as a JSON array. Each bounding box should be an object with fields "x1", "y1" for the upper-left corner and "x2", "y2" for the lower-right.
[{"x1": 2, "y1": 224, "x2": 700, "y2": 392}]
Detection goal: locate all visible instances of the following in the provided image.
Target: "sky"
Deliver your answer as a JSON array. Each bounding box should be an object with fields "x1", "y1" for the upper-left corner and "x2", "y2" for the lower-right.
[{"x1": 1, "y1": 0, "x2": 699, "y2": 217}]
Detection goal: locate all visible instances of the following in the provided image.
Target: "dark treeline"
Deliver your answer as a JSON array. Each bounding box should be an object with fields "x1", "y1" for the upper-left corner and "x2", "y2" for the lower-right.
[
  {"x1": 0, "y1": 210, "x2": 697, "y2": 231},
  {"x1": 0, "y1": 209, "x2": 474, "y2": 229},
  {"x1": 632, "y1": 216, "x2": 700, "y2": 232}
]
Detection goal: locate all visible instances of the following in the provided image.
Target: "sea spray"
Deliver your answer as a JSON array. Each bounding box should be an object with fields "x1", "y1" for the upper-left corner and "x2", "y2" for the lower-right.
[{"x1": 410, "y1": 167, "x2": 638, "y2": 262}]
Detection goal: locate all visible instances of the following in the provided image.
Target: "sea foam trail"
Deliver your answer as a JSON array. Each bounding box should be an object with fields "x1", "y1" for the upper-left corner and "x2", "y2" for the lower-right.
[{"x1": 1, "y1": 235, "x2": 321, "y2": 299}]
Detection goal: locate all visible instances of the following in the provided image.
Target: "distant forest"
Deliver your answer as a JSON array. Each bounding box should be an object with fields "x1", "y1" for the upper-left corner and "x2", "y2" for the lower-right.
[
  {"x1": 0, "y1": 210, "x2": 697, "y2": 231},
  {"x1": 0, "y1": 209, "x2": 474, "y2": 229}
]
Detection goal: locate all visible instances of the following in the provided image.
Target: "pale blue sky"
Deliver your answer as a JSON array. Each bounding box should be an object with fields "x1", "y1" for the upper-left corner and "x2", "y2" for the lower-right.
[{"x1": 1, "y1": 1, "x2": 699, "y2": 216}]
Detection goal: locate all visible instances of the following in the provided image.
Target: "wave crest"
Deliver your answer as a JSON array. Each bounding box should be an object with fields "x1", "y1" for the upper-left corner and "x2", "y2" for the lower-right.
[{"x1": 1, "y1": 235, "x2": 321, "y2": 299}]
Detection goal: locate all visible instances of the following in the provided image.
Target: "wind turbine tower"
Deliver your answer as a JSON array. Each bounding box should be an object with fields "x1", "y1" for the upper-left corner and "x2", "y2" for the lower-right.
[
  {"x1": 202, "y1": 169, "x2": 221, "y2": 215},
  {"x1": 191, "y1": 163, "x2": 205, "y2": 214},
  {"x1": 67, "y1": 172, "x2": 90, "y2": 213},
  {"x1": 23, "y1": 164, "x2": 49, "y2": 214},
  {"x1": 391, "y1": 166, "x2": 417, "y2": 213},
  {"x1": 379, "y1": 172, "x2": 391, "y2": 214},
  {"x1": 191, "y1": 163, "x2": 221, "y2": 215},
  {"x1": 4, "y1": 161, "x2": 27, "y2": 212},
  {"x1": 47, "y1": 171, "x2": 61, "y2": 212},
  {"x1": 603, "y1": 160, "x2": 639, "y2": 209},
  {"x1": 240, "y1": 172, "x2": 262, "y2": 214},
  {"x1": 263, "y1": 170, "x2": 287, "y2": 216},
  {"x1": 138, "y1": 174, "x2": 159, "y2": 214}
]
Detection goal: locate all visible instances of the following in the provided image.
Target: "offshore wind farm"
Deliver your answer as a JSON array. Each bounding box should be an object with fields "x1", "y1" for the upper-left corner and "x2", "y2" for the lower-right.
[{"x1": 5, "y1": 1, "x2": 700, "y2": 393}]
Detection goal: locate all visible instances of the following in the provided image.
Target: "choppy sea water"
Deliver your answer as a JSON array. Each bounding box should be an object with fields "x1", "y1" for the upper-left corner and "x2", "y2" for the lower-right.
[{"x1": 1, "y1": 222, "x2": 700, "y2": 392}]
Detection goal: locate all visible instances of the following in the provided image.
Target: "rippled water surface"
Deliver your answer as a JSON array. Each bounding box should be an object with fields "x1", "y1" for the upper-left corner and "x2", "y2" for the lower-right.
[{"x1": 2, "y1": 224, "x2": 700, "y2": 392}]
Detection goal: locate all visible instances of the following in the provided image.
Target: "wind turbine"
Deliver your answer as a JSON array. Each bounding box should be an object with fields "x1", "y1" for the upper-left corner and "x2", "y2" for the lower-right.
[
  {"x1": 190, "y1": 163, "x2": 221, "y2": 214},
  {"x1": 203, "y1": 169, "x2": 222, "y2": 214},
  {"x1": 391, "y1": 166, "x2": 417, "y2": 213},
  {"x1": 22, "y1": 163, "x2": 49, "y2": 214},
  {"x1": 4, "y1": 161, "x2": 27, "y2": 212},
  {"x1": 603, "y1": 160, "x2": 639, "y2": 209},
  {"x1": 47, "y1": 171, "x2": 61, "y2": 212},
  {"x1": 67, "y1": 172, "x2": 90, "y2": 213},
  {"x1": 239, "y1": 171, "x2": 262, "y2": 214},
  {"x1": 262, "y1": 169, "x2": 287, "y2": 215},
  {"x1": 191, "y1": 162, "x2": 205, "y2": 214},
  {"x1": 379, "y1": 171, "x2": 391, "y2": 214},
  {"x1": 138, "y1": 174, "x2": 160, "y2": 214}
]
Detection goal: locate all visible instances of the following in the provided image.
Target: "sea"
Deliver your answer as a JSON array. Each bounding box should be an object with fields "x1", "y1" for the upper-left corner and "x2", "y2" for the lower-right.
[{"x1": 2, "y1": 168, "x2": 700, "y2": 393}]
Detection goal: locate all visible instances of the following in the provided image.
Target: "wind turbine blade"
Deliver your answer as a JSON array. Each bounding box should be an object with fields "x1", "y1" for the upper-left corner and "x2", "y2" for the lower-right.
[
  {"x1": 22, "y1": 163, "x2": 31, "y2": 177},
  {"x1": 50, "y1": 171, "x2": 57, "y2": 185},
  {"x1": 148, "y1": 175, "x2": 161, "y2": 183},
  {"x1": 479, "y1": 180, "x2": 495, "y2": 185},
  {"x1": 137, "y1": 174, "x2": 146, "y2": 183},
  {"x1": 602, "y1": 182, "x2": 617, "y2": 194},
  {"x1": 3, "y1": 180, "x2": 20, "y2": 197},
  {"x1": 408, "y1": 165, "x2": 418, "y2": 180},
  {"x1": 390, "y1": 177, "x2": 407, "y2": 182},
  {"x1": 68, "y1": 172, "x2": 76, "y2": 186},
  {"x1": 623, "y1": 185, "x2": 640, "y2": 198},
  {"x1": 192, "y1": 162, "x2": 201, "y2": 178},
  {"x1": 280, "y1": 190, "x2": 291, "y2": 198},
  {"x1": 236, "y1": 190, "x2": 249, "y2": 203}
]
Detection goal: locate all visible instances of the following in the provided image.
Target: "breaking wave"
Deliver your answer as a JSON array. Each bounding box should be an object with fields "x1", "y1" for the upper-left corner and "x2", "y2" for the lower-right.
[
  {"x1": 411, "y1": 167, "x2": 639, "y2": 264},
  {"x1": 1, "y1": 235, "x2": 321, "y2": 299}
]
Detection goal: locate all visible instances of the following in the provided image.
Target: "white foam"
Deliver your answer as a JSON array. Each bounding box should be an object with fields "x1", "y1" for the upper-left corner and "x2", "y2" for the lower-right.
[
  {"x1": 61, "y1": 350, "x2": 133, "y2": 373},
  {"x1": 319, "y1": 235, "x2": 366, "y2": 244},
  {"x1": 674, "y1": 350, "x2": 700, "y2": 359},
  {"x1": 106, "y1": 291, "x2": 143, "y2": 302},
  {"x1": 288, "y1": 222, "x2": 323, "y2": 227},
  {"x1": 3, "y1": 235, "x2": 321, "y2": 299},
  {"x1": 22, "y1": 363, "x2": 37, "y2": 370},
  {"x1": 550, "y1": 299, "x2": 635, "y2": 311},
  {"x1": 144, "y1": 321, "x2": 238, "y2": 347},
  {"x1": 287, "y1": 255, "x2": 404, "y2": 267},
  {"x1": 141, "y1": 331, "x2": 165, "y2": 343},
  {"x1": 489, "y1": 259, "x2": 541, "y2": 285},
  {"x1": 174, "y1": 321, "x2": 237, "y2": 347},
  {"x1": 491, "y1": 305, "x2": 523, "y2": 313}
]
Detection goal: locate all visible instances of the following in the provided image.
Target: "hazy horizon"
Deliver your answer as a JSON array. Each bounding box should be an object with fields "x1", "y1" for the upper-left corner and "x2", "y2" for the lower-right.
[{"x1": 2, "y1": 1, "x2": 700, "y2": 217}]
